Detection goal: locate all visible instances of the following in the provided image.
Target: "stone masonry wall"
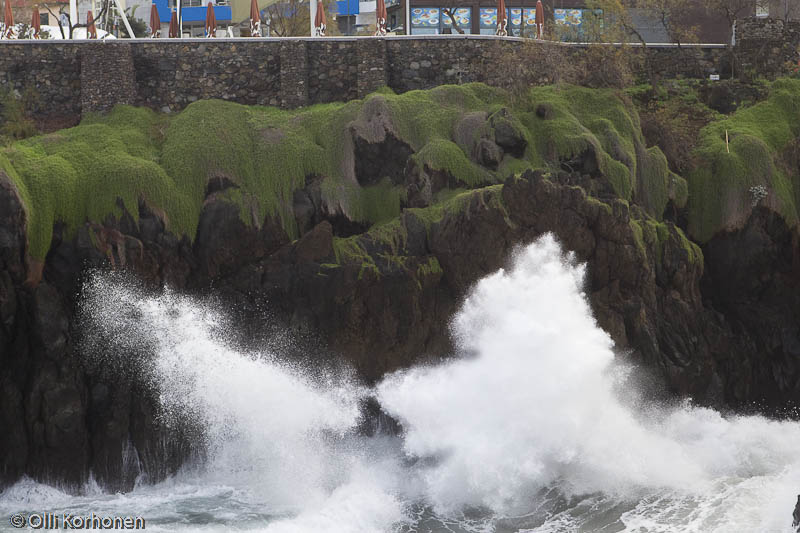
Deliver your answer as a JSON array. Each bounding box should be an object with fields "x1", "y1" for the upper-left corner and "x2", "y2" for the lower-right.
[
  {"x1": 0, "y1": 34, "x2": 770, "y2": 122},
  {"x1": 736, "y1": 17, "x2": 800, "y2": 78},
  {"x1": 0, "y1": 43, "x2": 81, "y2": 119},
  {"x1": 386, "y1": 38, "x2": 553, "y2": 92},
  {"x1": 81, "y1": 43, "x2": 136, "y2": 113},
  {"x1": 132, "y1": 41, "x2": 282, "y2": 111},
  {"x1": 307, "y1": 40, "x2": 359, "y2": 104}
]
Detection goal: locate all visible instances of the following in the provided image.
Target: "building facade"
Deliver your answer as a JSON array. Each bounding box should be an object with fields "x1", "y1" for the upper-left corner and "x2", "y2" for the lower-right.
[
  {"x1": 394, "y1": 0, "x2": 750, "y2": 42},
  {"x1": 153, "y1": 0, "x2": 232, "y2": 36}
]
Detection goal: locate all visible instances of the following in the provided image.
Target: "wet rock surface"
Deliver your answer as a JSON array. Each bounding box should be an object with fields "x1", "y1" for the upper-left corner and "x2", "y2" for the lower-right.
[
  {"x1": 793, "y1": 495, "x2": 800, "y2": 531},
  {"x1": 1, "y1": 112, "x2": 800, "y2": 494}
]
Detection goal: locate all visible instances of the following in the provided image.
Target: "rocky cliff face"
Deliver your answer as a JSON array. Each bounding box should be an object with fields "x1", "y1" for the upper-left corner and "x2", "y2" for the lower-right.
[{"x1": 1, "y1": 83, "x2": 799, "y2": 492}]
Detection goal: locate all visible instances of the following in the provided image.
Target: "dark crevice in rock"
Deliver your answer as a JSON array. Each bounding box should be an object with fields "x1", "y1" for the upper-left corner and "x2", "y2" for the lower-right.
[
  {"x1": 353, "y1": 133, "x2": 413, "y2": 186},
  {"x1": 554, "y1": 170, "x2": 617, "y2": 201},
  {"x1": 205, "y1": 174, "x2": 239, "y2": 198},
  {"x1": 326, "y1": 215, "x2": 369, "y2": 238},
  {"x1": 559, "y1": 148, "x2": 599, "y2": 176},
  {"x1": 489, "y1": 108, "x2": 527, "y2": 158}
]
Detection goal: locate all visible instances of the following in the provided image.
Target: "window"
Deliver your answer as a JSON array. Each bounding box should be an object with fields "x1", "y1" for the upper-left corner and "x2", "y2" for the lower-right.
[
  {"x1": 441, "y1": 7, "x2": 470, "y2": 34},
  {"x1": 411, "y1": 6, "x2": 471, "y2": 34},
  {"x1": 411, "y1": 7, "x2": 440, "y2": 34},
  {"x1": 755, "y1": 1, "x2": 768, "y2": 17},
  {"x1": 169, "y1": 0, "x2": 205, "y2": 8},
  {"x1": 554, "y1": 8, "x2": 582, "y2": 27},
  {"x1": 554, "y1": 8, "x2": 603, "y2": 41},
  {"x1": 479, "y1": 7, "x2": 497, "y2": 34},
  {"x1": 509, "y1": 8, "x2": 537, "y2": 37}
]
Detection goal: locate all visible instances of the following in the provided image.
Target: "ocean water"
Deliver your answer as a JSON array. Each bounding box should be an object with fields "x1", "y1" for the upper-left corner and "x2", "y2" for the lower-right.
[{"x1": 1, "y1": 234, "x2": 799, "y2": 533}]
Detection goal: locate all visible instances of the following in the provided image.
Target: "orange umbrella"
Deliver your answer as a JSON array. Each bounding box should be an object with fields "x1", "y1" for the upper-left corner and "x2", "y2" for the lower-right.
[
  {"x1": 86, "y1": 10, "x2": 97, "y2": 38},
  {"x1": 204, "y1": 2, "x2": 216, "y2": 38},
  {"x1": 313, "y1": 0, "x2": 325, "y2": 36},
  {"x1": 495, "y1": 0, "x2": 506, "y2": 36},
  {"x1": 374, "y1": 0, "x2": 386, "y2": 35},
  {"x1": 2, "y1": 0, "x2": 14, "y2": 39},
  {"x1": 31, "y1": 8, "x2": 41, "y2": 38},
  {"x1": 168, "y1": 10, "x2": 178, "y2": 37},
  {"x1": 535, "y1": 0, "x2": 543, "y2": 39},
  {"x1": 249, "y1": 0, "x2": 260, "y2": 36},
  {"x1": 149, "y1": 3, "x2": 160, "y2": 37}
]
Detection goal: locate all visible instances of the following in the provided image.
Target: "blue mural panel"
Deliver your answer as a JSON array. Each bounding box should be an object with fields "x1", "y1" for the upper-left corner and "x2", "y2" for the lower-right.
[
  {"x1": 441, "y1": 7, "x2": 470, "y2": 28},
  {"x1": 155, "y1": 0, "x2": 231, "y2": 23},
  {"x1": 335, "y1": 0, "x2": 360, "y2": 16},
  {"x1": 411, "y1": 7, "x2": 439, "y2": 27}
]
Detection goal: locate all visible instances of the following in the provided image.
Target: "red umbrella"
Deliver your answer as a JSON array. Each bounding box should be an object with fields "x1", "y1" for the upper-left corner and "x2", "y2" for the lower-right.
[
  {"x1": 374, "y1": 0, "x2": 386, "y2": 35},
  {"x1": 313, "y1": 0, "x2": 325, "y2": 36},
  {"x1": 535, "y1": 0, "x2": 543, "y2": 39},
  {"x1": 495, "y1": 0, "x2": 506, "y2": 36},
  {"x1": 149, "y1": 3, "x2": 160, "y2": 37},
  {"x1": 2, "y1": 0, "x2": 14, "y2": 39},
  {"x1": 86, "y1": 10, "x2": 97, "y2": 39},
  {"x1": 204, "y1": 2, "x2": 216, "y2": 38},
  {"x1": 249, "y1": 0, "x2": 260, "y2": 36},
  {"x1": 31, "y1": 8, "x2": 41, "y2": 38},
  {"x1": 168, "y1": 10, "x2": 178, "y2": 37}
]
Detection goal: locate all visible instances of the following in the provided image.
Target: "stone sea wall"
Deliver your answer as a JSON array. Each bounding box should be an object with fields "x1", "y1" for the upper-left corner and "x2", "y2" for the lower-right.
[
  {"x1": 0, "y1": 32, "x2": 771, "y2": 120},
  {"x1": 736, "y1": 17, "x2": 800, "y2": 78}
]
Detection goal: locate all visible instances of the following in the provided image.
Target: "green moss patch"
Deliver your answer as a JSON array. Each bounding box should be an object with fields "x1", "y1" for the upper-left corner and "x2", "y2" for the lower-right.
[
  {"x1": 1, "y1": 80, "x2": 722, "y2": 263},
  {"x1": 687, "y1": 78, "x2": 800, "y2": 242},
  {"x1": 518, "y1": 85, "x2": 674, "y2": 218}
]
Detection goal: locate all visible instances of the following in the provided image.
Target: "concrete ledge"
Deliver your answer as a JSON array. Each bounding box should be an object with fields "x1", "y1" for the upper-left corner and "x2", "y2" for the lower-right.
[{"x1": 0, "y1": 34, "x2": 729, "y2": 48}]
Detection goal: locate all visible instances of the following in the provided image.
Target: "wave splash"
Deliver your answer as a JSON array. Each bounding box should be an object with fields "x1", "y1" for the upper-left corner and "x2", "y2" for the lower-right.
[{"x1": 1, "y1": 234, "x2": 799, "y2": 532}]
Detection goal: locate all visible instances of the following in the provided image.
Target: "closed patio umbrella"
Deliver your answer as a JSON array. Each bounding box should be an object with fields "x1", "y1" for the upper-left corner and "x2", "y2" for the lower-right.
[
  {"x1": 249, "y1": 0, "x2": 260, "y2": 36},
  {"x1": 2, "y1": 0, "x2": 14, "y2": 39},
  {"x1": 313, "y1": 0, "x2": 325, "y2": 36},
  {"x1": 87, "y1": 10, "x2": 97, "y2": 38},
  {"x1": 204, "y1": 2, "x2": 216, "y2": 37},
  {"x1": 495, "y1": 0, "x2": 506, "y2": 36},
  {"x1": 149, "y1": 3, "x2": 160, "y2": 37},
  {"x1": 32, "y1": 8, "x2": 41, "y2": 38},
  {"x1": 374, "y1": 0, "x2": 386, "y2": 35},
  {"x1": 535, "y1": 0, "x2": 543, "y2": 39},
  {"x1": 168, "y1": 10, "x2": 178, "y2": 37}
]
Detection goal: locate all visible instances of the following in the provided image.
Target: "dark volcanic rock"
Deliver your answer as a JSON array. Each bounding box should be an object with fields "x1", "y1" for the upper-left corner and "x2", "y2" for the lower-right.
[
  {"x1": 349, "y1": 95, "x2": 413, "y2": 186},
  {"x1": 793, "y1": 495, "x2": 800, "y2": 531},
  {"x1": 490, "y1": 108, "x2": 527, "y2": 157},
  {"x1": 193, "y1": 195, "x2": 289, "y2": 283},
  {"x1": 700, "y1": 207, "x2": 800, "y2": 409},
  {"x1": 1, "y1": 156, "x2": 800, "y2": 493},
  {"x1": 474, "y1": 138, "x2": 502, "y2": 170}
]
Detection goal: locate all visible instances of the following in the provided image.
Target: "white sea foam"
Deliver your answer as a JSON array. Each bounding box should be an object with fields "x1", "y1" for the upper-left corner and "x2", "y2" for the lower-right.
[
  {"x1": 1, "y1": 234, "x2": 798, "y2": 532},
  {"x1": 377, "y1": 234, "x2": 800, "y2": 530}
]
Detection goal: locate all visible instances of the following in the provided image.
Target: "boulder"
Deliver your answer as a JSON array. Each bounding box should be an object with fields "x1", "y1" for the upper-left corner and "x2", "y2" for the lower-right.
[
  {"x1": 474, "y1": 138, "x2": 502, "y2": 170},
  {"x1": 489, "y1": 108, "x2": 527, "y2": 157}
]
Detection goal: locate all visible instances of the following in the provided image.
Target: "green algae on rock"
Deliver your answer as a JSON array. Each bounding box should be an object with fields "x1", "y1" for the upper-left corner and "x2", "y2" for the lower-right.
[
  {"x1": 687, "y1": 78, "x2": 800, "y2": 243},
  {"x1": 6, "y1": 79, "x2": 789, "y2": 265}
]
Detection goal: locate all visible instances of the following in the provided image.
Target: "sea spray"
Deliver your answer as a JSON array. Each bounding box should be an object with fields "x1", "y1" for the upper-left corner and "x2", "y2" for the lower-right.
[
  {"x1": 378, "y1": 234, "x2": 706, "y2": 513},
  {"x1": 377, "y1": 234, "x2": 800, "y2": 529},
  {"x1": 78, "y1": 275, "x2": 393, "y2": 519},
  {"x1": 3, "y1": 235, "x2": 798, "y2": 532}
]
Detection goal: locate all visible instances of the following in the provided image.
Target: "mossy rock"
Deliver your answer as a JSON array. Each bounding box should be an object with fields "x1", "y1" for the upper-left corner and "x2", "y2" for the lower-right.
[
  {"x1": 687, "y1": 78, "x2": 800, "y2": 243},
  {"x1": 1, "y1": 82, "x2": 695, "y2": 262}
]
